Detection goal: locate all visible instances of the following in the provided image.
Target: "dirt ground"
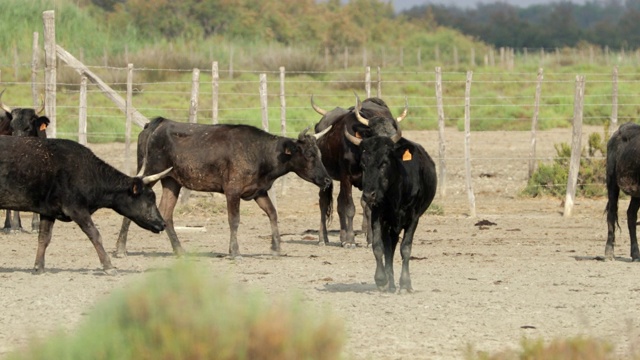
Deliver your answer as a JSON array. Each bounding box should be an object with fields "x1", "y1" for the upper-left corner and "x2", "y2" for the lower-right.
[{"x1": 1, "y1": 126, "x2": 639, "y2": 359}]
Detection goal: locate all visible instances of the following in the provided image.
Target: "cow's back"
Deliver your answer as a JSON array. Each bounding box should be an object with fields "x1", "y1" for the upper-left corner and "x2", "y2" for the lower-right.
[
  {"x1": 141, "y1": 118, "x2": 279, "y2": 192},
  {"x1": 0, "y1": 137, "x2": 116, "y2": 214},
  {"x1": 610, "y1": 123, "x2": 640, "y2": 196}
]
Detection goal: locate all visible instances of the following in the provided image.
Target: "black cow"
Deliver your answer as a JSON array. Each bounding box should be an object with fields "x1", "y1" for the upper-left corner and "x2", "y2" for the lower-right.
[
  {"x1": 605, "y1": 122, "x2": 640, "y2": 261},
  {"x1": 345, "y1": 126, "x2": 437, "y2": 293},
  {"x1": 311, "y1": 95, "x2": 406, "y2": 247},
  {"x1": 0, "y1": 136, "x2": 171, "y2": 274},
  {"x1": 116, "y1": 117, "x2": 332, "y2": 258},
  {"x1": 0, "y1": 90, "x2": 50, "y2": 233}
]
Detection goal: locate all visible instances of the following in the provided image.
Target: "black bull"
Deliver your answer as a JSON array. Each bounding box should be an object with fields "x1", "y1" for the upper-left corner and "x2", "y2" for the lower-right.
[
  {"x1": 605, "y1": 122, "x2": 640, "y2": 261},
  {"x1": 311, "y1": 95, "x2": 407, "y2": 247},
  {"x1": 0, "y1": 90, "x2": 50, "y2": 233},
  {"x1": 345, "y1": 128, "x2": 437, "y2": 293},
  {"x1": 0, "y1": 136, "x2": 171, "y2": 274},
  {"x1": 116, "y1": 117, "x2": 332, "y2": 258}
]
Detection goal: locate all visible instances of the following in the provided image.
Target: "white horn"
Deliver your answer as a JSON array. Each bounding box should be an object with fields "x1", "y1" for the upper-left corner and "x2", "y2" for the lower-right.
[
  {"x1": 310, "y1": 94, "x2": 327, "y2": 116},
  {"x1": 313, "y1": 125, "x2": 332, "y2": 139},
  {"x1": 396, "y1": 97, "x2": 408, "y2": 122},
  {"x1": 0, "y1": 89, "x2": 12, "y2": 114},
  {"x1": 141, "y1": 167, "x2": 173, "y2": 185},
  {"x1": 344, "y1": 128, "x2": 362, "y2": 146},
  {"x1": 354, "y1": 93, "x2": 369, "y2": 126}
]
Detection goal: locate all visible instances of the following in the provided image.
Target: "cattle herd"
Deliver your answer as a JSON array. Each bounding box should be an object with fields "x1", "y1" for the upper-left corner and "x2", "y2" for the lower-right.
[{"x1": 0, "y1": 89, "x2": 639, "y2": 293}]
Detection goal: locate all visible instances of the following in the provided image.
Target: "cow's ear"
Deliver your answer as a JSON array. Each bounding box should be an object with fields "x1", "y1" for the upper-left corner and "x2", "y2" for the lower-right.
[
  {"x1": 281, "y1": 139, "x2": 298, "y2": 157},
  {"x1": 37, "y1": 116, "x2": 50, "y2": 132},
  {"x1": 131, "y1": 178, "x2": 144, "y2": 196},
  {"x1": 352, "y1": 123, "x2": 372, "y2": 139}
]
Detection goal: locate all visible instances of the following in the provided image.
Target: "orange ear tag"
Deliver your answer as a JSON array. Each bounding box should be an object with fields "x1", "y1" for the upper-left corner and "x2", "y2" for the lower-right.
[
  {"x1": 39, "y1": 123, "x2": 47, "y2": 131},
  {"x1": 402, "y1": 149, "x2": 412, "y2": 161}
]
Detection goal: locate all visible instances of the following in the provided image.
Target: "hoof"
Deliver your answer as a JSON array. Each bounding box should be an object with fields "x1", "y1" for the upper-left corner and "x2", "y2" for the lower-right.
[
  {"x1": 317, "y1": 241, "x2": 326, "y2": 247},
  {"x1": 113, "y1": 251, "x2": 127, "y2": 258},
  {"x1": 32, "y1": 267, "x2": 45, "y2": 275},
  {"x1": 341, "y1": 242, "x2": 356, "y2": 249},
  {"x1": 398, "y1": 288, "x2": 414, "y2": 295},
  {"x1": 103, "y1": 268, "x2": 118, "y2": 276},
  {"x1": 632, "y1": 258, "x2": 640, "y2": 263},
  {"x1": 271, "y1": 250, "x2": 281, "y2": 256},
  {"x1": 174, "y1": 248, "x2": 187, "y2": 258}
]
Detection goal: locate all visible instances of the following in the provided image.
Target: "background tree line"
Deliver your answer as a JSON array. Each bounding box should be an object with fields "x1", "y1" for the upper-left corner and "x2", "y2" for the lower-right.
[{"x1": 404, "y1": 0, "x2": 640, "y2": 50}]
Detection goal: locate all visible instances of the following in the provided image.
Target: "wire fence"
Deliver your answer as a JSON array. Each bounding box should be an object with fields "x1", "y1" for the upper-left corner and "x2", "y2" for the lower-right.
[{"x1": 2, "y1": 47, "x2": 623, "y2": 211}]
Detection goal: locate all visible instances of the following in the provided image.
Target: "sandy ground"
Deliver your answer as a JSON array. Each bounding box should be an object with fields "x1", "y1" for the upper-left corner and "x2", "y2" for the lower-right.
[{"x1": 1, "y1": 126, "x2": 639, "y2": 359}]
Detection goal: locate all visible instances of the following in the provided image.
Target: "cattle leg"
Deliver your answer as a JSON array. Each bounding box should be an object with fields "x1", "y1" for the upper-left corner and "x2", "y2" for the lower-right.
[
  {"x1": 318, "y1": 187, "x2": 332, "y2": 245},
  {"x1": 157, "y1": 179, "x2": 185, "y2": 256},
  {"x1": 605, "y1": 182, "x2": 620, "y2": 260},
  {"x1": 254, "y1": 194, "x2": 281, "y2": 255},
  {"x1": 226, "y1": 193, "x2": 242, "y2": 258},
  {"x1": 383, "y1": 231, "x2": 398, "y2": 293},
  {"x1": 2, "y1": 210, "x2": 23, "y2": 233},
  {"x1": 628, "y1": 197, "x2": 640, "y2": 261},
  {"x1": 370, "y1": 212, "x2": 389, "y2": 291},
  {"x1": 72, "y1": 212, "x2": 115, "y2": 275},
  {"x1": 33, "y1": 216, "x2": 55, "y2": 274},
  {"x1": 399, "y1": 221, "x2": 419, "y2": 293},
  {"x1": 30, "y1": 213, "x2": 39, "y2": 233},
  {"x1": 337, "y1": 182, "x2": 356, "y2": 248},
  {"x1": 11, "y1": 211, "x2": 23, "y2": 232},
  {"x1": 361, "y1": 197, "x2": 372, "y2": 246},
  {"x1": 2, "y1": 210, "x2": 11, "y2": 233},
  {"x1": 115, "y1": 217, "x2": 132, "y2": 257}
]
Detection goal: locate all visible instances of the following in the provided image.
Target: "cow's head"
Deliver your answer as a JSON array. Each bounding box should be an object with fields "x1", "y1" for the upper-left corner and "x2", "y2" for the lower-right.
[
  {"x1": 117, "y1": 167, "x2": 173, "y2": 233},
  {"x1": 344, "y1": 127, "x2": 403, "y2": 207},
  {"x1": 0, "y1": 90, "x2": 49, "y2": 138},
  {"x1": 281, "y1": 126, "x2": 333, "y2": 190},
  {"x1": 350, "y1": 93, "x2": 406, "y2": 139}
]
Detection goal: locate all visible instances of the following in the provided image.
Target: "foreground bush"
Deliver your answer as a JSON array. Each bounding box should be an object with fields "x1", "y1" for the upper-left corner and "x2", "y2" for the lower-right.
[
  {"x1": 7, "y1": 262, "x2": 344, "y2": 360},
  {"x1": 466, "y1": 336, "x2": 616, "y2": 360}
]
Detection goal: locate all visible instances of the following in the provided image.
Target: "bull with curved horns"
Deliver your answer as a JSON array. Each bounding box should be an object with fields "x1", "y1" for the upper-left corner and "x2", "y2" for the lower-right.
[
  {"x1": 344, "y1": 124, "x2": 437, "y2": 293},
  {"x1": 311, "y1": 94, "x2": 407, "y2": 247}
]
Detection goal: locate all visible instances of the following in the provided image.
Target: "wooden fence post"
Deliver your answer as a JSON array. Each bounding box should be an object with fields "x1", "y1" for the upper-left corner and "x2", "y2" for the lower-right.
[
  {"x1": 125, "y1": 64, "x2": 133, "y2": 175},
  {"x1": 610, "y1": 65, "x2": 618, "y2": 136},
  {"x1": 31, "y1": 32, "x2": 39, "y2": 108},
  {"x1": 464, "y1": 70, "x2": 476, "y2": 217},
  {"x1": 563, "y1": 75, "x2": 586, "y2": 218},
  {"x1": 43, "y1": 10, "x2": 56, "y2": 138},
  {"x1": 376, "y1": 66, "x2": 382, "y2": 98},
  {"x1": 365, "y1": 66, "x2": 371, "y2": 98},
  {"x1": 259, "y1": 73, "x2": 277, "y2": 209},
  {"x1": 279, "y1": 67, "x2": 288, "y2": 195},
  {"x1": 78, "y1": 76, "x2": 87, "y2": 146},
  {"x1": 259, "y1": 73, "x2": 268, "y2": 131},
  {"x1": 435, "y1": 67, "x2": 447, "y2": 198},
  {"x1": 279, "y1": 66, "x2": 286, "y2": 136},
  {"x1": 179, "y1": 68, "x2": 200, "y2": 205},
  {"x1": 189, "y1": 68, "x2": 200, "y2": 124},
  {"x1": 528, "y1": 68, "x2": 544, "y2": 179},
  {"x1": 212, "y1": 61, "x2": 219, "y2": 124}
]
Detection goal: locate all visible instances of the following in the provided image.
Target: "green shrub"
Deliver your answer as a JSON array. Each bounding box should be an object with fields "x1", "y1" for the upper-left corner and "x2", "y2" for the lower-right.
[
  {"x1": 7, "y1": 262, "x2": 344, "y2": 360},
  {"x1": 523, "y1": 129, "x2": 607, "y2": 198}
]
